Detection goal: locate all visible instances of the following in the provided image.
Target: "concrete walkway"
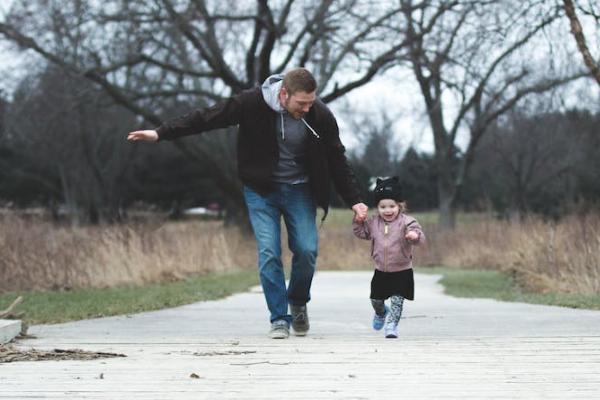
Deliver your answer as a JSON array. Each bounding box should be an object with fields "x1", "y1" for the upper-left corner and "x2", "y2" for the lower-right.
[
  {"x1": 1, "y1": 271, "x2": 599, "y2": 399},
  {"x1": 0, "y1": 320, "x2": 21, "y2": 344}
]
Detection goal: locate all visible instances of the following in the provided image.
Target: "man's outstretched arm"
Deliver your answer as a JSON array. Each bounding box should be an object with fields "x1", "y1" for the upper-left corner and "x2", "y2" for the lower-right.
[
  {"x1": 127, "y1": 92, "x2": 246, "y2": 142},
  {"x1": 127, "y1": 130, "x2": 158, "y2": 142}
]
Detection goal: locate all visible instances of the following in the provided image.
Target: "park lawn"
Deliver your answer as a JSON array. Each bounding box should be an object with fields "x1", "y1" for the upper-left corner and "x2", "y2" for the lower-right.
[
  {"x1": 323, "y1": 208, "x2": 487, "y2": 228},
  {"x1": 2, "y1": 263, "x2": 597, "y2": 327},
  {"x1": 0, "y1": 269, "x2": 259, "y2": 325},
  {"x1": 323, "y1": 208, "x2": 439, "y2": 227},
  {"x1": 420, "y1": 266, "x2": 600, "y2": 310}
]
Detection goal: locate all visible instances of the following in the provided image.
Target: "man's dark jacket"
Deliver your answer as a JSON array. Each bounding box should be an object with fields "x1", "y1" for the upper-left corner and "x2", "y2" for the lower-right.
[{"x1": 156, "y1": 87, "x2": 362, "y2": 217}]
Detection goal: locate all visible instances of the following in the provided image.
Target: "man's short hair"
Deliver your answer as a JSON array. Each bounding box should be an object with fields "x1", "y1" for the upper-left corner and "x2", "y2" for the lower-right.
[{"x1": 283, "y1": 68, "x2": 317, "y2": 95}]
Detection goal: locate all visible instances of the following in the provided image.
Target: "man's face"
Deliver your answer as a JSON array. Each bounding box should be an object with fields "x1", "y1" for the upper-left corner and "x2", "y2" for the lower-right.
[{"x1": 280, "y1": 88, "x2": 316, "y2": 119}]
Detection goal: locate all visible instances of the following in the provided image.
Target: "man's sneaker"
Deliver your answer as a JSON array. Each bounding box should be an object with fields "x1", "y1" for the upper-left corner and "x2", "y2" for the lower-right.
[
  {"x1": 290, "y1": 304, "x2": 310, "y2": 336},
  {"x1": 268, "y1": 320, "x2": 290, "y2": 339},
  {"x1": 372, "y1": 306, "x2": 389, "y2": 331},
  {"x1": 384, "y1": 321, "x2": 398, "y2": 338}
]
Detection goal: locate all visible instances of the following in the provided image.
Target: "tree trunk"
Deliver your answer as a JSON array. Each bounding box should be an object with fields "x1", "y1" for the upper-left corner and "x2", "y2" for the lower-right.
[
  {"x1": 437, "y1": 164, "x2": 457, "y2": 230},
  {"x1": 438, "y1": 192, "x2": 456, "y2": 230}
]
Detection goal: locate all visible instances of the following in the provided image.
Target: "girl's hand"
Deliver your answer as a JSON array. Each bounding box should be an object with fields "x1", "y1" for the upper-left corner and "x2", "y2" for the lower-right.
[
  {"x1": 405, "y1": 231, "x2": 419, "y2": 242},
  {"x1": 352, "y1": 203, "x2": 368, "y2": 223},
  {"x1": 353, "y1": 213, "x2": 364, "y2": 223}
]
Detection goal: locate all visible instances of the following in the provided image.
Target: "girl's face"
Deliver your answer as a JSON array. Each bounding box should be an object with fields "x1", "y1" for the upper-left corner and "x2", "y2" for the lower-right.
[{"x1": 377, "y1": 199, "x2": 400, "y2": 222}]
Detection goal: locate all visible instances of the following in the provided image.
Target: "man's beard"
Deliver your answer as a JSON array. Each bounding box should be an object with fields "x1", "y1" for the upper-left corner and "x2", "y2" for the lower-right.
[{"x1": 284, "y1": 98, "x2": 304, "y2": 119}]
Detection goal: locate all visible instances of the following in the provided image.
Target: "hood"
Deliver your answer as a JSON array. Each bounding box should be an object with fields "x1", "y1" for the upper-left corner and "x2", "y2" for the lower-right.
[
  {"x1": 261, "y1": 74, "x2": 285, "y2": 113},
  {"x1": 260, "y1": 73, "x2": 321, "y2": 140}
]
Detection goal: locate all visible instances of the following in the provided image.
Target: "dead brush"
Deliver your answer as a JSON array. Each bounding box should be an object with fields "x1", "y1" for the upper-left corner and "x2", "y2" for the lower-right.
[
  {"x1": 508, "y1": 215, "x2": 600, "y2": 294},
  {"x1": 0, "y1": 217, "x2": 255, "y2": 292},
  {"x1": 421, "y1": 214, "x2": 600, "y2": 295},
  {"x1": 2, "y1": 212, "x2": 599, "y2": 295},
  {"x1": 316, "y1": 226, "x2": 372, "y2": 270}
]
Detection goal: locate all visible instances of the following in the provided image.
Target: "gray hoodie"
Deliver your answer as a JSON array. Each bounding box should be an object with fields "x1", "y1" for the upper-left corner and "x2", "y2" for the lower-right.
[{"x1": 261, "y1": 74, "x2": 319, "y2": 185}]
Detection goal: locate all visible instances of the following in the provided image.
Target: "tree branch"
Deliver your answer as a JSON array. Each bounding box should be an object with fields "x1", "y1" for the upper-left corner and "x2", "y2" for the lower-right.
[
  {"x1": 257, "y1": 0, "x2": 277, "y2": 81},
  {"x1": 480, "y1": 73, "x2": 587, "y2": 130},
  {"x1": 140, "y1": 55, "x2": 217, "y2": 78},
  {"x1": 161, "y1": 0, "x2": 245, "y2": 92},
  {"x1": 245, "y1": 2, "x2": 263, "y2": 83},
  {"x1": 128, "y1": 89, "x2": 224, "y2": 102},
  {"x1": 274, "y1": 2, "x2": 333, "y2": 74},
  {"x1": 320, "y1": 42, "x2": 407, "y2": 103},
  {"x1": 563, "y1": 0, "x2": 600, "y2": 85},
  {"x1": 297, "y1": 1, "x2": 337, "y2": 68},
  {"x1": 448, "y1": 15, "x2": 559, "y2": 144},
  {"x1": 319, "y1": 5, "x2": 406, "y2": 89}
]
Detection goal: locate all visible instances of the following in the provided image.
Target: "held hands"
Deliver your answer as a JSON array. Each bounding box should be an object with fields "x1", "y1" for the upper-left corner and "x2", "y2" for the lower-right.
[
  {"x1": 405, "y1": 231, "x2": 419, "y2": 242},
  {"x1": 352, "y1": 203, "x2": 368, "y2": 222},
  {"x1": 127, "y1": 130, "x2": 159, "y2": 142}
]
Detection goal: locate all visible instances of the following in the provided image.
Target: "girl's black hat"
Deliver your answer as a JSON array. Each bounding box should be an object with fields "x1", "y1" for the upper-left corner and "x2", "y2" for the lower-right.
[{"x1": 373, "y1": 176, "x2": 403, "y2": 205}]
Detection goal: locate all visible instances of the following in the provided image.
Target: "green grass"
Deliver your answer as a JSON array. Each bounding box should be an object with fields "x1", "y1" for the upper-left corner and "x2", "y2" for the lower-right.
[
  {"x1": 323, "y1": 208, "x2": 489, "y2": 228},
  {"x1": 420, "y1": 266, "x2": 600, "y2": 310},
  {"x1": 0, "y1": 269, "x2": 259, "y2": 325},
  {"x1": 3, "y1": 264, "x2": 597, "y2": 327},
  {"x1": 323, "y1": 208, "x2": 438, "y2": 227}
]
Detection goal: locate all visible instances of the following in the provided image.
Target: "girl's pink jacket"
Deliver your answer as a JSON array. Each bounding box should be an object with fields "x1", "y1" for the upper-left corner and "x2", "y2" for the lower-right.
[{"x1": 352, "y1": 213, "x2": 425, "y2": 272}]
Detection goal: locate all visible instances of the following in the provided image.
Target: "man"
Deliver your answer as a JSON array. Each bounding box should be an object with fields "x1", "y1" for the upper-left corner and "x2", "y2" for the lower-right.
[{"x1": 128, "y1": 68, "x2": 368, "y2": 339}]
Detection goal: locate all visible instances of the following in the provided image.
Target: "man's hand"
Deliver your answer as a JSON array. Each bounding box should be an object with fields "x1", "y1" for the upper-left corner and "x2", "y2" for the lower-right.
[
  {"x1": 352, "y1": 203, "x2": 368, "y2": 222},
  {"x1": 127, "y1": 130, "x2": 159, "y2": 142},
  {"x1": 405, "y1": 231, "x2": 419, "y2": 242}
]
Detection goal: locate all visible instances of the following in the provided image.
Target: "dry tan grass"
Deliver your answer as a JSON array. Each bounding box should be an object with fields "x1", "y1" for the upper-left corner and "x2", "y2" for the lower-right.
[
  {"x1": 0, "y1": 216, "x2": 256, "y2": 292},
  {"x1": 317, "y1": 209, "x2": 600, "y2": 294},
  {"x1": 507, "y1": 215, "x2": 600, "y2": 294},
  {"x1": 313, "y1": 225, "x2": 372, "y2": 270},
  {"x1": 417, "y1": 214, "x2": 600, "y2": 295},
  {"x1": 2, "y1": 212, "x2": 598, "y2": 294}
]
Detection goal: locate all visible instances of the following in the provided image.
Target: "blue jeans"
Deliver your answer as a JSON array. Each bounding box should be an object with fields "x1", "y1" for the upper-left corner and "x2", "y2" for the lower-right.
[{"x1": 243, "y1": 184, "x2": 318, "y2": 324}]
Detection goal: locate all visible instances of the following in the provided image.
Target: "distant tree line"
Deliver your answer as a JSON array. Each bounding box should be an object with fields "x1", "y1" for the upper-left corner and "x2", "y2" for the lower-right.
[
  {"x1": 348, "y1": 107, "x2": 600, "y2": 219},
  {"x1": 0, "y1": 0, "x2": 598, "y2": 227},
  {"x1": 0, "y1": 65, "x2": 598, "y2": 223},
  {"x1": 0, "y1": 67, "x2": 227, "y2": 223}
]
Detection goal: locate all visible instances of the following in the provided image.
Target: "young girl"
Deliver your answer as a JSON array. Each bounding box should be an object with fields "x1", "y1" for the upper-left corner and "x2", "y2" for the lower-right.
[{"x1": 352, "y1": 177, "x2": 425, "y2": 338}]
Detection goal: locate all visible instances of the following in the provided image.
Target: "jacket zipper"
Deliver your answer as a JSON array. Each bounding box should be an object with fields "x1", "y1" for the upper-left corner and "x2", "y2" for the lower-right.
[{"x1": 383, "y1": 222, "x2": 389, "y2": 272}]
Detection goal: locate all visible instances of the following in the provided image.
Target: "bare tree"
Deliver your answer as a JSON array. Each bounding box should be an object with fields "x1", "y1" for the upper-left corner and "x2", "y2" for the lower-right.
[
  {"x1": 0, "y1": 90, "x2": 6, "y2": 136},
  {"x1": 3, "y1": 67, "x2": 136, "y2": 223},
  {"x1": 0, "y1": 0, "x2": 427, "y2": 219},
  {"x1": 481, "y1": 109, "x2": 577, "y2": 220},
  {"x1": 346, "y1": 110, "x2": 400, "y2": 178},
  {"x1": 400, "y1": 0, "x2": 585, "y2": 228},
  {"x1": 562, "y1": 0, "x2": 600, "y2": 85}
]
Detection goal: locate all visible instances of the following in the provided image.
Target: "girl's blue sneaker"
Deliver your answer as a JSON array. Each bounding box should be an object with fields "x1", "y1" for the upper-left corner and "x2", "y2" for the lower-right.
[{"x1": 372, "y1": 306, "x2": 389, "y2": 330}]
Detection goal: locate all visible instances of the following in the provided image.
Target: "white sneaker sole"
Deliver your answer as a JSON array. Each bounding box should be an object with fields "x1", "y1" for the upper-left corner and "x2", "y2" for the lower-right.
[{"x1": 269, "y1": 331, "x2": 289, "y2": 339}]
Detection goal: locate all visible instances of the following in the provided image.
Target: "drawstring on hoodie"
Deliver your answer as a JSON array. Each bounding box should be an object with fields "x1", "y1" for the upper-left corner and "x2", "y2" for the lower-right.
[
  {"x1": 301, "y1": 118, "x2": 320, "y2": 139},
  {"x1": 280, "y1": 113, "x2": 321, "y2": 140}
]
